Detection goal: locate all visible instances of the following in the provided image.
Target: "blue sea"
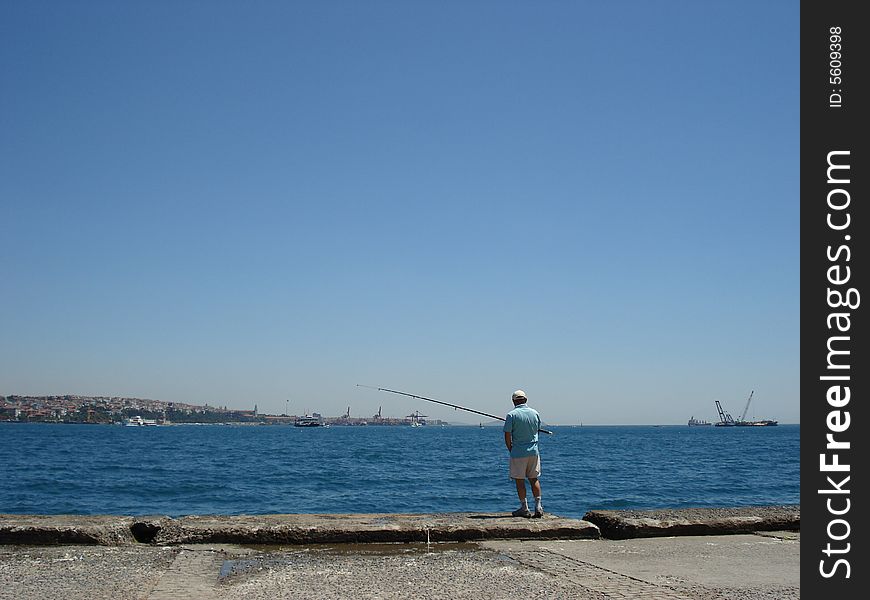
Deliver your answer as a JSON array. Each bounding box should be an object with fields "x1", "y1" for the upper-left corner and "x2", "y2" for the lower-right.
[{"x1": 0, "y1": 423, "x2": 799, "y2": 519}]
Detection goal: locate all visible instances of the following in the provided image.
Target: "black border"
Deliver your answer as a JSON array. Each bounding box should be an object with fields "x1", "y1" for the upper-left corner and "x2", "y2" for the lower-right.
[{"x1": 801, "y1": 1, "x2": 867, "y2": 595}]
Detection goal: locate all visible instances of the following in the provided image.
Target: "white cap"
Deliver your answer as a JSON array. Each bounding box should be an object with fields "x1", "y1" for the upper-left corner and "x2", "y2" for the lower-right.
[{"x1": 512, "y1": 390, "x2": 527, "y2": 402}]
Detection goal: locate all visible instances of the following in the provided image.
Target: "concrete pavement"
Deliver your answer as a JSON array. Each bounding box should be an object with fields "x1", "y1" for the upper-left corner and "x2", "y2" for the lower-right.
[
  {"x1": 0, "y1": 508, "x2": 800, "y2": 599},
  {"x1": 0, "y1": 532, "x2": 799, "y2": 600}
]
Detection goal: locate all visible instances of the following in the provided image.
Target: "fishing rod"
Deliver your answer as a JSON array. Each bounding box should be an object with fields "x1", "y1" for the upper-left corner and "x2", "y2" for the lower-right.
[{"x1": 356, "y1": 385, "x2": 553, "y2": 435}]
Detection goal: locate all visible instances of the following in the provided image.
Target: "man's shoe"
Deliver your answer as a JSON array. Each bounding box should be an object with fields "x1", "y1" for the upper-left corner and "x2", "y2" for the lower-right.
[
  {"x1": 533, "y1": 507, "x2": 544, "y2": 518},
  {"x1": 512, "y1": 507, "x2": 532, "y2": 518}
]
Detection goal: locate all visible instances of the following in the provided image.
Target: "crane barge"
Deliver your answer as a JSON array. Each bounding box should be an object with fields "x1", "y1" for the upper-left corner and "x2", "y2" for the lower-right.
[{"x1": 714, "y1": 391, "x2": 778, "y2": 427}]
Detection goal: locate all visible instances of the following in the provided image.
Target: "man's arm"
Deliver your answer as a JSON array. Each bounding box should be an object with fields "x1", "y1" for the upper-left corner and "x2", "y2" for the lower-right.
[{"x1": 504, "y1": 431, "x2": 512, "y2": 452}]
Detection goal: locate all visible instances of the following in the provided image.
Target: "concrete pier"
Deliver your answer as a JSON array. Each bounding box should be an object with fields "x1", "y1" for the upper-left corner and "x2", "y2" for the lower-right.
[
  {"x1": 0, "y1": 512, "x2": 599, "y2": 546},
  {"x1": 0, "y1": 506, "x2": 798, "y2": 546}
]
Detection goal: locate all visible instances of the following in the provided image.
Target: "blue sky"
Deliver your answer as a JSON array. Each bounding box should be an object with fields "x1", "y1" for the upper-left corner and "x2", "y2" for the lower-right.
[{"x1": 1, "y1": 1, "x2": 799, "y2": 425}]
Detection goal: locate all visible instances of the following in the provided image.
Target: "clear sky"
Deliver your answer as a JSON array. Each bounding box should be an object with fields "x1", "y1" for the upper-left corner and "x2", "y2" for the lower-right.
[{"x1": 1, "y1": 1, "x2": 798, "y2": 425}]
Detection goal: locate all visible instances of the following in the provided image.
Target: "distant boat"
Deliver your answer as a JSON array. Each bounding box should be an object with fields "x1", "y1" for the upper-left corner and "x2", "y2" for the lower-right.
[
  {"x1": 407, "y1": 411, "x2": 426, "y2": 427},
  {"x1": 294, "y1": 415, "x2": 323, "y2": 427},
  {"x1": 715, "y1": 394, "x2": 777, "y2": 427},
  {"x1": 736, "y1": 419, "x2": 779, "y2": 426},
  {"x1": 688, "y1": 416, "x2": 712, "y2": 427},
  {"x1": 125, "y1": 416, "x2": 158, "y2": 427}
]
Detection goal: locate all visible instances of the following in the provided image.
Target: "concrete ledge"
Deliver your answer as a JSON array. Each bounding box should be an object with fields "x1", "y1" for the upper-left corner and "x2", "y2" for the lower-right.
[
  {"x1": 583, "y1": 505, "x2": 800, "y2": 539},
  {"x1": 3, "y1": 507, "x2": 800, "y2": 545},
  {"x1": 0, "y1": 513, "x2": 599, "y2": 546},
  {"x1": 151, "y1": 513, "x2": 600, "y2": 545},
  {"x1": 0, "y1": 515, "x2": 139, "y2": 546}
]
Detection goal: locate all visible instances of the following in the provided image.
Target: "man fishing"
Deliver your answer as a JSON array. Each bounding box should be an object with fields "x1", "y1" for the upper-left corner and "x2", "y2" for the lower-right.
[
  {"x1": 359, "y1": 384, "x2": 551, "y2": 518},
  {"x1": 504, "y1": 389, "x2": 543, "y2": 518}
]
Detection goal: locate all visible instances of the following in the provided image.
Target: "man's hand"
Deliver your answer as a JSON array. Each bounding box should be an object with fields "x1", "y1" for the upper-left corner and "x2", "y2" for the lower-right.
[{"x1": 504, "y1": 431, "x2": 512, "y2": 452}]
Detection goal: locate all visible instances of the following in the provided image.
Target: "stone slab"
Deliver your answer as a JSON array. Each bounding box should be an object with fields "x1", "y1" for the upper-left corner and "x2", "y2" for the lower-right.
[
  {"x1": 0, "y1": 513, "x2": 600, "y2": 546},
  {"x1": 1, "y1": 506, "x2": 801, "y2": 546},
  {"x1": 582, "y1": 505, "x2": 800, "y2": 539},
  {"x1": 0, "y1": 514, "x2": 139, "y2": 546},
  {"x1": 150, "y1": 512, "x2": 601, "y2": 545}
]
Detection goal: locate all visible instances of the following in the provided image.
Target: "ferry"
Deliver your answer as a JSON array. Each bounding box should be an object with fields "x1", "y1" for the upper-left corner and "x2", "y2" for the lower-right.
[
  {"x1": 124, "y1": 415, "x2": 159, "y2": 427},
  {"x1": 294, "y1": 415, "x2": 323, "y2": 427}
]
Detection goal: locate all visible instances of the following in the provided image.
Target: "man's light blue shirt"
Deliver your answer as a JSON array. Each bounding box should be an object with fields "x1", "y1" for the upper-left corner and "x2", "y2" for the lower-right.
[{"x1": 503, "y1": 403, "x2": 540, "y2": 458}]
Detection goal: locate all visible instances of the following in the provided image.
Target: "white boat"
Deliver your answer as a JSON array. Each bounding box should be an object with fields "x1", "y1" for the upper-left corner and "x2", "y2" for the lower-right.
[
  {"x1": 124, "y1": 415, "x2": 159, "y2": 427},
  {"x1": 294, "y1": 415, "x2": 323, "y2": 427},
  {"x1": 407, "y1": 411, "x2": 426, "y2": 427}
]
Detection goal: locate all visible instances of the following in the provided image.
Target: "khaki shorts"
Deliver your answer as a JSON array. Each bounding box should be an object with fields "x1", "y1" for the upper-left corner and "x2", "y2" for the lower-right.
[{"x1": 509, "y1": 455, "x2": 541, "y2": 480}]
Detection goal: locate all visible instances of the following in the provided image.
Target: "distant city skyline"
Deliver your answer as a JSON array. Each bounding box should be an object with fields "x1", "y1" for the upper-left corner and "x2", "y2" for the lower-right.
[
  {"x1": 0, "y1": 2, "x2": 799, "y2": 425},
  {"x1": 0, "y1": 393, "x2": 451, "y2": 426}
]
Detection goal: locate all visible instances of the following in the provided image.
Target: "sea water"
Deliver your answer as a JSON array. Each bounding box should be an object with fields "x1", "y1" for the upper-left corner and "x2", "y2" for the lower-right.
[{"x1": 0, "y1": 423, "x2": 798, "y2": 519}]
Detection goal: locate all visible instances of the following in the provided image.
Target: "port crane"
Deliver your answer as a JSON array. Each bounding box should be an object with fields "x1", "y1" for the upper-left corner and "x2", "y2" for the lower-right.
[
  {"x1": 737, "y1": 390, "x2": 754, "y2": 423},
  {"x1": 714, "y1": 400, "x2": 735, "y2": 426}
]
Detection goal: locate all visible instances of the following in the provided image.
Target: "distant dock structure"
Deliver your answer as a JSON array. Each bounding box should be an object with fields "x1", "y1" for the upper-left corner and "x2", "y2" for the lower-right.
[{"x1": 714, "y1": 392, "x2": 778, "y2": 427}]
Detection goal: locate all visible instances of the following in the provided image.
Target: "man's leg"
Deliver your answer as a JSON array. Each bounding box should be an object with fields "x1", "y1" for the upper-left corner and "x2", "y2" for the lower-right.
[
  {"x1": 511, "y1": 478, "x2": 531, "y2": 517},
  {"x1": 515, "y1": 478, "x2": 527, "y2": 502},
  {"x1": 529, "y1": 478, "x2": 543, "y2": 517}
]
